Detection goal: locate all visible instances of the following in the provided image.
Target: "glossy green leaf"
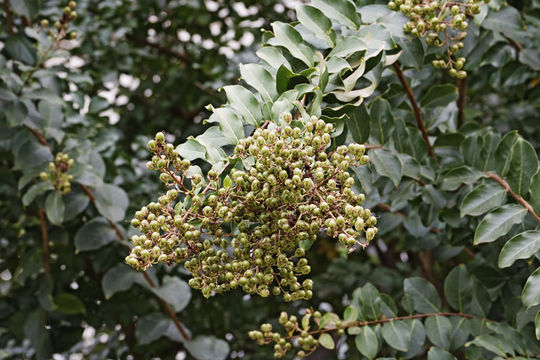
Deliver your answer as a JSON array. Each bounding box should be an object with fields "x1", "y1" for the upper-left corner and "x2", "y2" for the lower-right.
[
  {"x1": 102, "y1": 264, "x2": 144, "y2": 299},
  {"x1": 311, "y1": 0, "x2": 360, "y2": 29},
  {"x1": 506, "y1": 138, "x2": 538, "y2": 195},
  {"x1": 474, "y1": 204, "x2": 527, "y2": 244},
  {"x1": 494, "y1": 131, "x2": 519, "y2": 177},
  {"x1": 461, "y1": 182, "x2": 507, "y2": 217},
  {"x1": 499, "y1": 231, "x2": 540, "y2": 268},
  {"x1": 150, "y1": 276, "x2": 192, "y2": 312},
  {"x1": 22, "y1": 182, "x2": 53, "y2": 206},
  {"x1": 441, "y1": 166, "x2": 484, "y2": 191},
  {"x1": 223, "y1": 85, "x2": 262, "y2": 126},
  {"x1": 523, "y1": 267, "x2": 540, "y2": 308},
  {"x1": 353, "y1": 283, "x2": 381, "y2": 321},
  {"x1": 427, "y1": 347, "x2": 454, "y2": 360},
  {"x1": 369, "y1": 98, "x2": 393, "y2": 144},
  {"x1": 296, "y1": 5, "x2": 336, "y2": 47},
  {"x1": 425, "y1": 316, "x2": 452, "y2": 349},
  {"x1": 136, "y1": 313, "x2": 188, "y2": 344},
  {"x1": 355, "y1": 326, "x2": 378, "y2": 359},
  {"x1": 370, "y1": 149, "x2": 402, "y2": 187},
  {"x1": 319, "y1": 333, "x2": 335, "y2": 349},
  {"x1": 444, "y1": 265, "x2": 471, "y2": 313},
  {"x1": 396, "y1": 37, "x2": 424, "y2": 69},
  {"x1": 176, "y1": 138, "x2": 207, "y2": 161},
  {"x1": 54, "y1": 293, "x2": 86, "y2": 315},
  {"x1": 404, "y1": 277, "x2": 441, "y2": 313},
  {"x1": 239, "y1": 63, "x2": 277, "y2": 102},
  {"x1": 382, "y1": 320, "x2": 411, "y2": 352},
  {"x1": 530, "y1": 171, "x2": 540, "y2": 215},
  {"x1": 93, "y1": 183, "x2": 129, "y2": 223},
  {"x1": 270, "y1": 22, "x2": 314, "y2": 66},
  {"x1": 185, "y1": 335, "x2": 230, "y2": 360},
  {"x1": 45, "y1": 191, "x2": 64, "y2": 225},
  {"x1": 346, "y1": 104, "x2": 370, "y2": 144},
  {"x1": 420, "y1": 84, "x2": 458, "y2": 109},
  {"x1": 74, "y1": 217, "x2": 117, "y2": 252},
  {"x1": 207, "y1": 108, "x2": 244, "y2": 144}
]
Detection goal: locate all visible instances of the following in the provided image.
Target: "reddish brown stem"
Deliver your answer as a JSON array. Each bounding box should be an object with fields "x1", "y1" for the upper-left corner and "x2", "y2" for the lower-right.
[
  {"x1": 504, "y1": 35, "x2": 523, "y2": 53},
  {"x1": 457, "y1": 78, "x2": 467, "y2": 128},
  {"x1": 392, "y1": 62, "x2": 436, "y2": 159},
  {"x1": 79, "y1": 183, "x2": 191, "y2": 340},
  {"x1": 38, "y1": 207, "x2": 51, "y2": 275},
  {"x1": 2, "y1": 0, "x2": 14, "y2": 35},
  {"x1": 284, "y1": 312, "x2": 475, "y2": 340},
  {"x1": 485, "y1": 172, "x2": 540, "y2": 222}
]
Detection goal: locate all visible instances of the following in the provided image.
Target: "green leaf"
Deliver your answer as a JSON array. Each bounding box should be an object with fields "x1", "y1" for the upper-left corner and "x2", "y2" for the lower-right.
[
  {"x1": 296, "y1": 5, "x2": 336, "y2": 47},
  {"x1": 369, "y1": 98, "x2": 393, "y2": 144},
  {"x1": 207, "y1": 108, "x2": 244, "y2": 144},
  {"x1": 150, "y1": 276, "x2": 192, "y2": 312},
  {"x1": 223, "y1": 85, "x2": 261, "y2": 126},
  {"x1": 45, "y1": 191, "x2": 64, "y2": 225},
  {"x1": 466, "y1": 334, "x2": 508, "y2": 357},
  {"x1": 74, "y1": 217, "x2": 117, "y2": 252},
  {"x1": 474, "y1": 204, "x2": 527, "y2": 244},
  {"x1": 355, "y1": 326, "x2": 378, "y2": 359},
  {"x1": 4, "y1": 100, "x2": 28, "y2": 127},
  {"x1": 382, "y1": 320, "x2": 411, "y2": 352},
  {"x1": 9, "y1": 0, "x2": 38, "y2": 19},
  {"x1": 536, "y1": 311, "x2": 540, "y2": 340},
  {"x1": 420, "y1": 84, "x2": 458, "y2": 109},
  {"x1": 370, "y1": 149, "x2": 402, "y2": 187},
  {"x1": 506, "y1": 138, "x2": 538, "y2": 195},
  {"x1": 136, "y1": 313, "x2": 188, "y2": 344},
  {"x1": 176, "y1": 138, "x2": 207, "y2": 161},
  {"x1": 530, "y1": 171, "x2": 540, "y2": 215},
  {"x1": 63, "y1": 190, "x2": 90, "y2": 221},
  {"x1": 93, "y1": 183, "x2": 129, "y2": 223},
  {"x1": 499, "y1": 231, "x2": 540, "y2": 268},
  {"x1": 102, "y1": 264, "x2": 144, "y2": 299},
  {"x1": 425, "y1": 316, "x2": 452, "y2": 350},
  {"x1": 461, "y1": 182, "x2": 507, "y2": 217},
  {"x1": 441, "y1": 166, "x2": 484, "y2": 191},
  {"x1": 311, "y1": 0, "x2": 360, "y2": 29},
  {"x1": 53, "y1": 293, "x2": 86, "y2": 315},
  {"x1": 5, "y1": 35, "x2": 36, "y2": 65},
  {"x1": 319, "y1": 333, "x2": 335, "y2": 350},
  {"x1": 427, "y1": 347, "x2": 454, "y2": 360},
  {"x1": 482, "y1": 6, "x2": 522, "y2": 37},
  {"x1": 344, "y1": 305, "x2": 358, "y2": 322},
  {"x1": 396, "y1": 37, "x2": 424, "y2": 69},
  {"x1": 494, "y1": 131, "x2": 519, "y2": 177},
  {"x1": 319, "y1": 312, "x2": 340, "y2": 328},
  {"x1": 23, "y1": 89, "x2": 63, "y2": 104},
  {"x1": 346, "y1": 104, "x2": 370, "y2": 144},
  {"x1": 353, "y1": 283, "x2": 381, "y2": 321},
  {"x1": 444, "y1": 265, "x2": 471, "y2": 313},
  {"x1": 24, "y1": 310, "x2": 51, "y2": 360},
  {"x1": 22, "y1": 182, "x2": 53, "y2": 206},
  {"x1": 239, "y1": 63, "x2": 277, "y2": 102},
  {"x1": 523, "y1": 267, "x2": 540, "y2": 308},
  {"x1": 185, "y1": 335, "x2": 230, "y2": 360},
  {"x1": 270, "y1": 22, "x2": 314, "y2": 67},
  {"x1": 404, "y1": 277, "x2": 441, "y2": 313}
]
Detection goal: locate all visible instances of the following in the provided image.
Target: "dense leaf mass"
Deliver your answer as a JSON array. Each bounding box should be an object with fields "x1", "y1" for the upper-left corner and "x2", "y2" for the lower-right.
[{"x1": 126, "y1": 114, "x2": 376, "y2": 300}]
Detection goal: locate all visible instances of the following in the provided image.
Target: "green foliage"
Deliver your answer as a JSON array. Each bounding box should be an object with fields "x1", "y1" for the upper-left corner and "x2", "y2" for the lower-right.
[{"x1": 1, "y1": 0, "x2": 539, "y2": 359}]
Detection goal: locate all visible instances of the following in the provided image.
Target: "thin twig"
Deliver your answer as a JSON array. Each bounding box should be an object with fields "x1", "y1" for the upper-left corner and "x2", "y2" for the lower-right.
[
  {"x1": 457, "y1": 78, "x2": 467, "y2": 128},
  {"x1": 38, "y1": 207, "x2": 51, "y2": 276},
  {"x1": 2, "y1": 0, "x2": 14, "y2": 35},
  {"x1": 504, "y1": 35, "x2": 523, "y2": 53},
  {"x1": 79, "y1": 183, "x2": 191, "y2": 341},
  {"x1": 392, "y1": 62, "x2": 436, "y2": 159},
  {"x1": 284, "y1": 312, "x2": 475, "y2": 340},
  {"x1": 485, "y1": 172, "x2": 540, "y2": 222}
]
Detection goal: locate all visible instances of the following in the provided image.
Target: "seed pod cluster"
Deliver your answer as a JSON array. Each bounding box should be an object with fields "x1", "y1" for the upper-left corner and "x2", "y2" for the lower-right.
[
  {"x1": 249, "y1": 310, "x2": 340, "y2": 358},
  {"x1": 40, "y1": 152, "x2": 74, "y2": 194},
  {"x1": 125, "y1": 114, "x2": 377, "y2": 300},
  {"x1": 40, "y1": 0, "x2": 78, "y2": 40},
  {"x1": 388, "y1": 0, "x2": 488, "y2": 78}
]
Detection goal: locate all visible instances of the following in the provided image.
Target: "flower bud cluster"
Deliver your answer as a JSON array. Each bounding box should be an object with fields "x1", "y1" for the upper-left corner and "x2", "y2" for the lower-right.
[
  {"x1": 125, "y1": 114, "x2": 377, "y2": 301},
  {"x1": 249, "y1": 310, "x2": 335, "y2": 358},
  {"x1": 388, "y1": 0, "x2": 488, "y2": 77},
  {"x1": 40, "y1": 152, "x2": 74, "y2": 194},
  {"x1": 40, "y1": 1, "x2": 78, "y2": 40}
]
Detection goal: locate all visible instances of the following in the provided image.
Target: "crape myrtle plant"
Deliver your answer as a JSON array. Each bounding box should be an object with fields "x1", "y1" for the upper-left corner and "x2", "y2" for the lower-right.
[{"x1": 1, "y1": 1, "x2": 540, "y2": 360}]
